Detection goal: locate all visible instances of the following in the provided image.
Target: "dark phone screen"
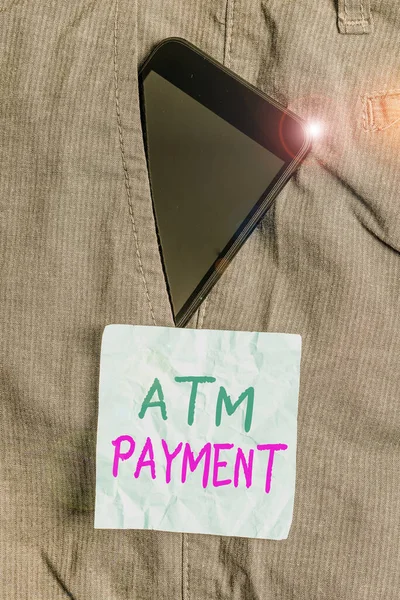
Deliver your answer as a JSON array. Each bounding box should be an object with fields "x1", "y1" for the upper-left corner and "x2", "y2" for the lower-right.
[{"x1": 142, "y1": 70, "x2": 286, "y2": 316}]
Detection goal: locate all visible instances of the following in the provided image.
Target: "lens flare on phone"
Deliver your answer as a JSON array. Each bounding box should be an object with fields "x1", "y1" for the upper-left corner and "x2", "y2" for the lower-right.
[
  {"x1": 306, "y1": 120, "x2": 324, "y2": 138},
  {"x1": 278, "y1": 93, "x2": 345, "y2": 169}
]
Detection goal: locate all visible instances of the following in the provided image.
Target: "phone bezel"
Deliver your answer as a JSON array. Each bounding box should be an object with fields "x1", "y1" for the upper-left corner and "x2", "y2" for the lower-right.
[{"x1": 138, "y1": 37, "x2": 312, "y2": 327}]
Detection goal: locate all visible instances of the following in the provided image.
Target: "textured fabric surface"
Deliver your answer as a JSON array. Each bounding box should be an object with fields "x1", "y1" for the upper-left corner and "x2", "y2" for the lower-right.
[{"x1": 1, "y1": 0, "x2": 399, "y2": 598}]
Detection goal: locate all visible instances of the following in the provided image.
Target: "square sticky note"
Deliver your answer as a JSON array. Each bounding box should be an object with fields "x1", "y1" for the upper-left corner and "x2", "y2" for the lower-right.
[{"x1": 95, "y1": 325, "x2": 301, "y2": 540}]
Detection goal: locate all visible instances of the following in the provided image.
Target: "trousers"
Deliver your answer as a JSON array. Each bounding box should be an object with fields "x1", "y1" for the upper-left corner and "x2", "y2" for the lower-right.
[{"x1": 1, "y1": 0, "x2": 399, "y2": 598}]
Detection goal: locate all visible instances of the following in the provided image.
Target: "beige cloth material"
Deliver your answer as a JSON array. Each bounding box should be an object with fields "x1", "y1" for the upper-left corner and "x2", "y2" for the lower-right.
[{"x1": 1, "y1": 0, "x2": 399, "y2": 598}]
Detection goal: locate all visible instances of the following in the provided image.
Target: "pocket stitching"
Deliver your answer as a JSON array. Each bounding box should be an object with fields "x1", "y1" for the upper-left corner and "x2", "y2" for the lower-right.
[
  {"x1": 361, "y1": 90, "x2": 400, "y2": 132},
  {"x1": 113, "y1": 0, "x2": 157, "y2": 326}
]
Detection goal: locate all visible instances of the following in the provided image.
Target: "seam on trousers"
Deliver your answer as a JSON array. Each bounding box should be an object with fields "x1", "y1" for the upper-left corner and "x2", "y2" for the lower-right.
[
  {"x1": 182, "y1": 507, "x2": 188, "y2": 600},
  {"x1": 224, "y1": 0, "x2": 235, "y2": 68},
  {"x1": 113, "y1": 0, "x2": 157, "y2": 326},
  {"x1": 337, "y1": 0, "x2": 373, "y2": 34}
]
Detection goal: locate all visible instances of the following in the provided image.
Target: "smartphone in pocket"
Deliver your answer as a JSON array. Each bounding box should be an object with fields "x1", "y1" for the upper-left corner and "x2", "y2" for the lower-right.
[{"x1": 138, "y1": 37, "x2": 311, "y2": 327}]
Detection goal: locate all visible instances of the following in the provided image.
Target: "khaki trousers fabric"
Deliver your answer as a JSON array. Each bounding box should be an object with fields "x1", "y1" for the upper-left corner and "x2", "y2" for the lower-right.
[{"x1": 1, "y1": 0, "x2": 399, "y2": 598}]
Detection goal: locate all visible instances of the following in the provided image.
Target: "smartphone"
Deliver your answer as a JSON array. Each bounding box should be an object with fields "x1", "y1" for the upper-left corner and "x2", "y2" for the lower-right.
[{"x1": 138, "y1": 37, "x2": 312, "y2": 327}]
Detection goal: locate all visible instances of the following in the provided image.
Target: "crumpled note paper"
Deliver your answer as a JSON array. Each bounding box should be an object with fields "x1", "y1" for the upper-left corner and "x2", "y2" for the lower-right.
[{"x1": 94, "y1": 324, "x2": 302, "y2": 540}]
